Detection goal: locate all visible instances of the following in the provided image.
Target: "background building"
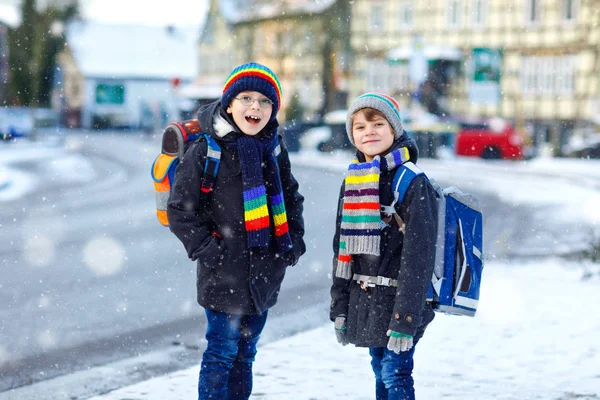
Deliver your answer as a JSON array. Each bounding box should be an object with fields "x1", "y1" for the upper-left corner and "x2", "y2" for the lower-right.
[
  {"x1": 347, "y1": 0, "x2": 597, "y2": 156},
  {"x1": 55, "y1": 21, "x2": 199, "y2": 129},
  {"x1": 196, "y1": 0, "x2": 351, "y2": 122}
]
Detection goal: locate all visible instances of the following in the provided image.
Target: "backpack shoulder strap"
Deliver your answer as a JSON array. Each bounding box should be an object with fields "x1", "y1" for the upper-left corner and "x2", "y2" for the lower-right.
[
  {"x1": 391, "y1": 161, "x2": 426, "y2": 206},
  {"x1": 379, "y1": 161, "x2": 426, "y2": 233},
  {"x1": 272, "y1": 133, "x2": 282, "y2": 158},
  {"x1": 200, "y1": 133, "x2": 222, "y2": 193}
]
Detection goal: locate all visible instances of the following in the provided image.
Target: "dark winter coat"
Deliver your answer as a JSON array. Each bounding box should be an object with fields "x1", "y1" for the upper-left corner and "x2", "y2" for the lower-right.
[
  {"x1": 329, "y1": 134, "x2": 438, "y2": 347},
  {"x1": 167, "y1": 101, "x2": 306, "y2": 315}
]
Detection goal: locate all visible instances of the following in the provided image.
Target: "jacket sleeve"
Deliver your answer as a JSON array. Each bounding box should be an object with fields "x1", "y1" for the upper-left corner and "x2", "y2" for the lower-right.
[
  {"x1": 166, "y1": 140, "x2": 216, "y2": 261},
  {"x1": 330, "y1": 182, "x2": 351, "y2": 321},
  {"x1": 277, "y1": 136, "x2": 306, "y2": 263},
  {"x1": 389, "y1": 175, "x2": 438, "y2": 336}
]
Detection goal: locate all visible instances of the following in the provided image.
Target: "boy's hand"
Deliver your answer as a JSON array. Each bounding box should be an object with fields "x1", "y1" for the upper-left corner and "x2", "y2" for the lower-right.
[
  {"x1": 334, "y1": 316, "x2": 349, "y2": 346},
  {"x1": 386, "y1": 330, "x2": 413, "y2": 353},
  {"x1": 281, "y1": 248, "x2": 299, "y2": 267},
  {"x1": 194, "y1": 235, "x2": 226, "y2": 269}
]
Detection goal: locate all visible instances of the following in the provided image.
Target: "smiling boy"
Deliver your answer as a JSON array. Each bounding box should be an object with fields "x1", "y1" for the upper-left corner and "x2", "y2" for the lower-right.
[
  {"x1": 167, "y1": 62, "x2": 306, "y2": 399},
  {"x1": 330, "y1": 93, "x2": 438, "y2": 399}
]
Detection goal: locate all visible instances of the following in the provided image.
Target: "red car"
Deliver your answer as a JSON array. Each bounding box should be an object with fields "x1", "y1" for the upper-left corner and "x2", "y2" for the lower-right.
[{"x1": 455, "y1": 118, "x2": 524, "y2": 160}]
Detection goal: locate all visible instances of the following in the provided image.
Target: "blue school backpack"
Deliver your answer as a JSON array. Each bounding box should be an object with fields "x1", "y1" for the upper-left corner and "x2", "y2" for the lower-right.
[{"x1": 386, "y1": 162, "x2": 484, "y2": 317}]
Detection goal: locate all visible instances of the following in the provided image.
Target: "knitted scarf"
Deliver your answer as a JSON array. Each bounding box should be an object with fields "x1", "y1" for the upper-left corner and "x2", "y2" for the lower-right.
[
  {"x1": 237, "y1": 134, "x2": 292, "y2": 252},
  {"x1": 335, "y1": 147, "x2": 411, "y2": 280}
]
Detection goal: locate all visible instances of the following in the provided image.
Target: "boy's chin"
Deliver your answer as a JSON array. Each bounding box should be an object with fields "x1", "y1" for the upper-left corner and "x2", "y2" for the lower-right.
[{"x1": 240, "y1": 122, "x2": 267, "y2": 136}]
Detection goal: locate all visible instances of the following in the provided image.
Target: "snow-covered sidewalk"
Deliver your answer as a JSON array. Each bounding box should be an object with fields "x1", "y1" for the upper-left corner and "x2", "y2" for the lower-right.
[
  {"x1": 83, "y1": 152, "x2": 600, "y2": 400},
  {"x1": 86, "y1": 259, "x2": 600, "y2": 400}
]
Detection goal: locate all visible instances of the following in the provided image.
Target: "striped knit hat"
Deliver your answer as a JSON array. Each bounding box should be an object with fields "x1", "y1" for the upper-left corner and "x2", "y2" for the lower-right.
[
  {"x1": 221, "y1": 62, "x2": 282, "y2": 121},
  {"x1": 346, "y1": 93, "x2": 404, "y2": 146}
]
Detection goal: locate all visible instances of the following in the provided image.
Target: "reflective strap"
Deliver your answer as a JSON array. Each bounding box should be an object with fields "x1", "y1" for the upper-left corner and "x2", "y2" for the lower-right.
[
  {"x1": 380, "y1": 205, "x2": 395, "y2": 215},
  {"x1": 473, "y1": 246, "x2": 482, "y2": 260},
  {"x1": 273, "y1": 143, "x2": 281, "y2": 157},
  {"x1": 155, "y1": 190, "x2": 170, "y2": 211},
  {"x1": 352, "y1": 273, "x2": 398, "y2": 287}
]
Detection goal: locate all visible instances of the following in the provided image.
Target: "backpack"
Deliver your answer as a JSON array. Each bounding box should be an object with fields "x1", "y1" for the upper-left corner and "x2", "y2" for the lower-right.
[
  {"x1": 150, "y1": 119, "x2": 221, "y2": 227},
  {"x1": 150, "y1": 119, "x2": 283, "y2": 227},
  {"x1": 384, "y1": 162, "x2": 484, "y2": 317}
]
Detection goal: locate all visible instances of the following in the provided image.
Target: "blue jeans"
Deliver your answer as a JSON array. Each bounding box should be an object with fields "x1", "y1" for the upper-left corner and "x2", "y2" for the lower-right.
[
  {"x1": 198, "y1": 309, "x2": 268, "y2": 400},
  {"x1": 369, "y1": 342, "x2": 418, "y2": 400}
]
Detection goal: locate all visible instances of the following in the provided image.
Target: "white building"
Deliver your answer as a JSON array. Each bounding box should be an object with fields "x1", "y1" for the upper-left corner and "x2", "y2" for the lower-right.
[{"x1": 55, "y1": 21, "x2": 199, "y2": 129}]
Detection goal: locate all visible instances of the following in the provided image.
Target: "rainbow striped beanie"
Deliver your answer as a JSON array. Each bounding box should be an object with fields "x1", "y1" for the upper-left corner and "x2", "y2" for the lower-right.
[
  {"x1": 346, "y1": 93, "x2": 404, "y2": 146},
  {"x1": 221, "y1": 62, "x2": 282, "y2": 121}
]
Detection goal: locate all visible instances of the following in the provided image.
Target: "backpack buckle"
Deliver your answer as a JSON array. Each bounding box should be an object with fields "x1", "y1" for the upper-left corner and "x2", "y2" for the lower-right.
[
  {"x1": 359, "y1": 280, "x2": 375, "y2": 291},
  {"x1": 200, "y1": 181, "x2": 213, "y2": 193}
]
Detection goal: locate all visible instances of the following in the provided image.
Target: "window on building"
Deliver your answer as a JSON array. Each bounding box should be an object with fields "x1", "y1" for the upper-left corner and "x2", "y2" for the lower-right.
[
  {"x1": 366, "y1": 58, "x2": 388, "y2": 91},
  {"x1": 388, "y1": 61, "x2": 410, "y2": 92},
  {"x1": 539, "y1": 58, "x2": 554, "y2": 94},
  {"x1": 471, "y1": 0, "x2": 487, "y2": 27},
  {"x1": 398, "y1": 2, "x2": 413, "y2": 29},
  {"x1": 556, "y1": 56, "x2": 576, "y2": 94},
  {"x1": 370, "y1": 4, "x2": 384, "y2": 32},
  {"x1": 525, "y1": 0, "x2": 542, "y2": 24},
  {"x1": 561, "y1": 0, "x2": 579, "y2": 22},
  {"x1": 447, "y1": 0, "x2": 463, "y2": 28},
  {"x1": 521, "y1": 55, "x2": 575, "y2": 96}
]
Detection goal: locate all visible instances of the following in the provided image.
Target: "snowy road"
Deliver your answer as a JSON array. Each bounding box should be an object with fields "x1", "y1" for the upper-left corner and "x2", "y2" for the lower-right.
[
  {"x1": 1, "y1": 132, "x2": 596, "y2": 398},
  {"x1": 0, "y1": 133, "x2": 345, "y2": 391}
]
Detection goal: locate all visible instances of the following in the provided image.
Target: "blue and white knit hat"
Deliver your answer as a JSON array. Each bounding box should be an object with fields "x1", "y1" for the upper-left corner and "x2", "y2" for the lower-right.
[{"x1": 346, "y1": 93, "x2": 404, "y2": 145}]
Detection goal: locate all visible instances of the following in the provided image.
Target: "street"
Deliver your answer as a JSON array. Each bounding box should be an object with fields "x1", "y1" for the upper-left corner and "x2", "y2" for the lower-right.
[{"x1": 1, "y1": 131, "x2": 530, "y2": 394}]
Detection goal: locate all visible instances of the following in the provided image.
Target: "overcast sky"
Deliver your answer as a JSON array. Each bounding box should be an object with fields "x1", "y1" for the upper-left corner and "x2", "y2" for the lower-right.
[
  {"x1": 0, "y1": 0, "x2": 209, "y2": 27},
  {"x1": 80, "y1": 0, "x2": 208, "y2": 26}
]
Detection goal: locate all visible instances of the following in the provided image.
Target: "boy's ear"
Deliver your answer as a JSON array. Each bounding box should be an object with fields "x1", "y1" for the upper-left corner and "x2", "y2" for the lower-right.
[{"x1": 226, "y1": 105, "x2": 232, "y2": 114}]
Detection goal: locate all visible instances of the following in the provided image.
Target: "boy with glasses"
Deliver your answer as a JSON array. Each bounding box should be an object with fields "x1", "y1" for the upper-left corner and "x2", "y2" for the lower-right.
[{"x1": 167, "y1": 62, "x2": 305, "y2": 399}]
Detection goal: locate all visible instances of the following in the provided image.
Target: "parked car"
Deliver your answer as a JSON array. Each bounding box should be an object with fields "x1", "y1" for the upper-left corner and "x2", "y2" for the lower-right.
[
  {"x1": 0, "y1": 107, "x2": 35, "y2": 140},
  {"x1": 455, "y1": 117, "x2": 524, "y2": 160}
]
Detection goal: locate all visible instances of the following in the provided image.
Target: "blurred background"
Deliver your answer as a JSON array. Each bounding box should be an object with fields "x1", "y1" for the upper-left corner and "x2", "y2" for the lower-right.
[{"x1": 1, "y1": 0, "x2": 599, "y2": 159}]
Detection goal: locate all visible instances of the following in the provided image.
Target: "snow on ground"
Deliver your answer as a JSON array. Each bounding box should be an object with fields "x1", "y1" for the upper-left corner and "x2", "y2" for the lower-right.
[
  {"x1": 84, "y1": 260, "x2": 600, "y2": 400},
  {"x1": 2, "y1": 140, "x2": 600, "y2": 399}
]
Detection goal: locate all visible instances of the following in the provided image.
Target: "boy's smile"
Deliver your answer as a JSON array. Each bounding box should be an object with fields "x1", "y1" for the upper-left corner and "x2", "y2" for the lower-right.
[
  {"x1": 351, "y1": 110, "x2": 395, "y2": 161},
  {"x1": 226, "y1": 91, "x2": 273, "y2": 136}
]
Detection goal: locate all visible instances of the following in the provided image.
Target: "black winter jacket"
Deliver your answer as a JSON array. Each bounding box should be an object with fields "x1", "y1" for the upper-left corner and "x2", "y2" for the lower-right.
[
  {"x1": 330, "y1": 134, "x2": 438, "y2": 347},
  {"x1": 167, "y1": 101, "x2": 306, "y2": 315}
]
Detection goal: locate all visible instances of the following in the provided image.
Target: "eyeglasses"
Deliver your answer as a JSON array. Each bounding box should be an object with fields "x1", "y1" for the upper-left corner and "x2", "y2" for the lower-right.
[{"x1": 234, "y1": 96, "x2": 273, "y2": 108}]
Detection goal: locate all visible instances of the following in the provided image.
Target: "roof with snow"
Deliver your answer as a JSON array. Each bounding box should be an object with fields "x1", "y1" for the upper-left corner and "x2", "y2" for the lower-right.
[
  {"x1": 220, "y1": 0, "x2": 336, "y2": 23},
  {"x1": 65, "y1": 21, "x2": 199, "y2": 80},
  {"x1": 0, "y1": 4, "x2": 20, "y2": 27}
]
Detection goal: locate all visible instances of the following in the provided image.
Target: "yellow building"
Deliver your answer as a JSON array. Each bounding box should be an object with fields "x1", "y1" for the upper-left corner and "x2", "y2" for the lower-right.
[
  {"x1": 198, "y1": 0, "x2": 350, "y2": 122},
  {"x1": 196, "y1": 0, "x2": 596, "y2": 155},
  {"x1": 348, "y1": 0, "x2": 596, "y2": 155}
]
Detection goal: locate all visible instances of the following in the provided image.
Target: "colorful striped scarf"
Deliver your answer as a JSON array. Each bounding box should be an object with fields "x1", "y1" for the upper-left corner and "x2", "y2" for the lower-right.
[
  {"x1": 336, "y1": 147, "x2": 410, "y2": 280},
  {"x1": 237, "y1": 135, "x2": 292, "y2": 252}
]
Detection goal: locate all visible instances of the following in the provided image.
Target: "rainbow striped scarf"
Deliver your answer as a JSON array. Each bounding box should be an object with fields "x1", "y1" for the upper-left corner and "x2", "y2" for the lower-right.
[
  {"x1": 336, "y1": 147, "x2": 410, "y2": 279},
  {"x1": 237, "y1": 135, "x2": 292, "y2": 252}
]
